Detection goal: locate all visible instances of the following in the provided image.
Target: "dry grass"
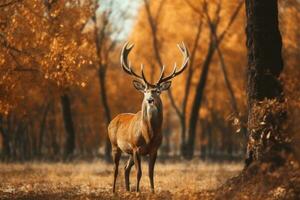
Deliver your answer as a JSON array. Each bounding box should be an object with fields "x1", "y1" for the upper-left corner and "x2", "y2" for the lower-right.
[{"x1": 0, "y1": 159, "x2": 242, "y2": 200}]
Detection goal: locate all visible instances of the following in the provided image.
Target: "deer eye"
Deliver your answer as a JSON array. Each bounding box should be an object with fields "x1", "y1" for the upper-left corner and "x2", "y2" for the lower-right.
[{"x1": 156, "y1": 89, "x2": 161, "y2": 94}]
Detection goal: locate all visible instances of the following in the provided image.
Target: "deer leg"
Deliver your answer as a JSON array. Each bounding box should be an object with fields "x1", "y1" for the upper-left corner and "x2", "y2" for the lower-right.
[
  {"x1": 112, "y1": 149, "x2": 121, "y2": 193},
  {"x1": 133, "y1": 150, "x2": 142, "y2": 192},
  {"x1": 148, "y1": 151, "x2": 157, "y2": 193},
  {"x1": 124, "y1": 155, "x2": 134, "y2": 191}
]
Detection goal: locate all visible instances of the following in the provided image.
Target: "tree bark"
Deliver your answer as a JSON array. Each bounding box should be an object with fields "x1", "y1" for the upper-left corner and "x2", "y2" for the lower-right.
[
  {"x1": 246, "y1": 0, "x2": 283, "y2": 102},
  {"x1": 245, "y1": 0, "x2": 287, "y2": 167},
  {"x1": 61, "y1": 94, "x2": 76, "y2": 160}
]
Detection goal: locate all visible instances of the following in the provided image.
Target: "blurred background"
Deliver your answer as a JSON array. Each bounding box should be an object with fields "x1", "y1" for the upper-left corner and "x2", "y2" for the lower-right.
[{"x1": 0, "y1": 0, "x2": 299, "y2": 162}]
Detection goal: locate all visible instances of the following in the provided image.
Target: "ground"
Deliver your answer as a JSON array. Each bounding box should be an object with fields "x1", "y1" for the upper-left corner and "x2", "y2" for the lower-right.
[{"x1": 0, "y1": 159, "x2": 242, "y2": 200}]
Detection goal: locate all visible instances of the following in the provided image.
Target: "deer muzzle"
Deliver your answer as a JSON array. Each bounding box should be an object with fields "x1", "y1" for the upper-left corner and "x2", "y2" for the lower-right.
[{"x1": 147, "y1": 98, "x2": 154, "y2": 104}]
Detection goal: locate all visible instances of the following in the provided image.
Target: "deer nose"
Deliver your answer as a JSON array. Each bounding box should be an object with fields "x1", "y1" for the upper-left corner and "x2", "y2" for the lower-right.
[{"x1": 147, "y1": 98, "x2": 154, "y2": 104}]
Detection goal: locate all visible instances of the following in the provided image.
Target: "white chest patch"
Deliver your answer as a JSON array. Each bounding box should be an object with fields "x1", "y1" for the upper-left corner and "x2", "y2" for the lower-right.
[{"x1": 147, "y1": 105, "x2": 158, "y2": 118}]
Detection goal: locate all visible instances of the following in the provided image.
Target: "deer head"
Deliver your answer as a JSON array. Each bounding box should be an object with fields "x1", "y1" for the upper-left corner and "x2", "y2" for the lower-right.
[{"x1": 120, "y1": 42, "x2": 189, "y2": 108}]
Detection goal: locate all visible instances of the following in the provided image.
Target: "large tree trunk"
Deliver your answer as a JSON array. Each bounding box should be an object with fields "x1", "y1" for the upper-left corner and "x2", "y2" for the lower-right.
[
  {"x1": 98, "y1": 67, "x2": 112, "y2": 162},
  {"x1": 61, "y1": 94, "x2": 76, "y2": 160},
  {"x1": 245, "y1": 0, "x2": 287, "y2": 167}
]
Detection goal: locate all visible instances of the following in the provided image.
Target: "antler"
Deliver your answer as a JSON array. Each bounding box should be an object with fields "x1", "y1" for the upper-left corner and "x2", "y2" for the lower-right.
[
  {"x1": 120, "y1": 42, "x2": 155, "y2": 87},
  {"x1": 156, "y1": 42, "x2": 189, "y2": 85}
]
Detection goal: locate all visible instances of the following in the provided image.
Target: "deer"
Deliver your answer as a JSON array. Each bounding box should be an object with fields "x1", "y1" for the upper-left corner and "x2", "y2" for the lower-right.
[{"x1": 108, "y1": 42, "x2": 189, "y2": 193}]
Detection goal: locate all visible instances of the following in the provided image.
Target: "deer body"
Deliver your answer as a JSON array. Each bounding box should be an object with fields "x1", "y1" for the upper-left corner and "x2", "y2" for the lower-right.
[
  {"x1": 108, "y1": 99, "x2": 163, "y2": 156},
  {"x1": 108, "y1": 42, "x2": 189, "y2": 193}
]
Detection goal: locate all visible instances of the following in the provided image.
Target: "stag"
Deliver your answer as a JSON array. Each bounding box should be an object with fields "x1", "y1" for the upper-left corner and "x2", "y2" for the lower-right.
[{"x1": 108, "y1": 42, "x2": 189, "y2": 193}]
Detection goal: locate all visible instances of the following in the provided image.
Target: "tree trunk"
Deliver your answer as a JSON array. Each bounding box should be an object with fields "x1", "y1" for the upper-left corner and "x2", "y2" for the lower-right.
[
  {"x1": 179, "y1": 116, "x2": 187, "y2": 156},
  {"x1": 92, "y1": 7, "x2": 113, "y2": 162},
  {"x1": 180, "y1": 17, "x2": 203, "y2": 157},
  {"x1": 0, "y1": 115, "x2": 11, "y2": 160},
  {"x1": 49, "y1": 102, "x2": 60, "y2": 159},
  {"x1": 245, "y1": 0, "x2": 287, "y2": 167},
  {"x1": 185, "y1": 39, "x2": 215, "y2": 159},
  {"x1": 38, "y1": 102, "x2": 50, "y2": 157},
  {"x1": 200, "y1": 119, "x2": 208, "y2": 160},
  {"x1": 61, "y1": 94, "x2": 76, "y2": 160},
  {"x1": 98, "y1": 67, "x2": 112, "y2": 162}
]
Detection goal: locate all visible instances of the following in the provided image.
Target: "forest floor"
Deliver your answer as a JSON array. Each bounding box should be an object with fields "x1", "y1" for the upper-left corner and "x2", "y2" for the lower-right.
[{"x1": 0, "y1": 159, "x2": 242, "y2": 200}]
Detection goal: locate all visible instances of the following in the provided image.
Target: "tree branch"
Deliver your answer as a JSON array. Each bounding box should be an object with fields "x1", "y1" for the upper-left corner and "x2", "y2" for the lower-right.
[
  {"x1": 204, "y1": 1, "x2": 239, "y2": 115},
  {"x1": 186, "y1": 0, "x2": 244, "y2": 44}
]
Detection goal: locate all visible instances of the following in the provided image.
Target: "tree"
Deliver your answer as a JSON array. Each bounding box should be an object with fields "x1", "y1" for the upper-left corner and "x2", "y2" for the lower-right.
[
  {"x1": 244, "y1": 0, "x2": 289, "y2": 166},
  {"x1": 90, "y1": 1, "x2": 114, "y2": 162},
  {"x1": 90, "y1": 0, "x2": 132, "y2": 161},
  {"x1": 0, "y1": 0, "x2": 92, "y2": 160},
  {"x1": 184, "y1": 0, "x2": 243, "y2": 159},
  {"x1": 215, "y1": 1, "x2": 300, "y2": 198},
  {"x1": 42, "y1": 0, "x2": 90, "y2": 159}
]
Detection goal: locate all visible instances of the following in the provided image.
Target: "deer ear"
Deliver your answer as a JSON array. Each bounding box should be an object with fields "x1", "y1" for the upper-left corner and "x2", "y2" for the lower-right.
[
  {"x1": 133, "y1": 80, "x2": 146, "y2": 92},
  {"x1": 159, "y1": 81, "x2": 171, "y2": 91}
]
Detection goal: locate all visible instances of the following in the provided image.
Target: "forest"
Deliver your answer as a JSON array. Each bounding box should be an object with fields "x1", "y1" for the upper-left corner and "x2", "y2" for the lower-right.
[{"x1": 0, "y1": 0, "x2": 300, "y2": 199}]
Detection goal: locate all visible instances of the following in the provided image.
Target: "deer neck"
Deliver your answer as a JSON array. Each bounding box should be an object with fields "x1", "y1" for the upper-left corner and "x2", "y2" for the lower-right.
[{"x1": 141, "y1": 100, "x2": 163, "y2": 144}]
